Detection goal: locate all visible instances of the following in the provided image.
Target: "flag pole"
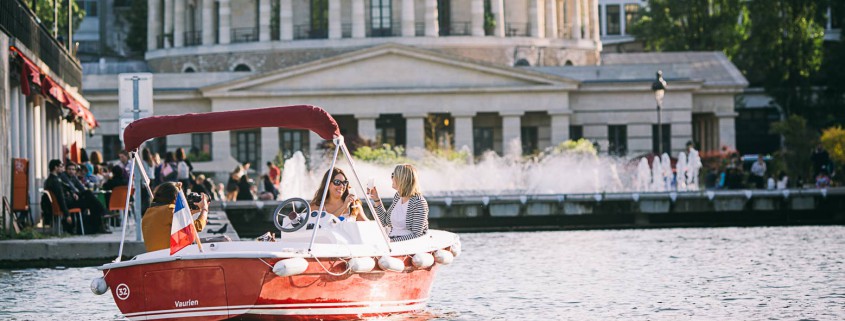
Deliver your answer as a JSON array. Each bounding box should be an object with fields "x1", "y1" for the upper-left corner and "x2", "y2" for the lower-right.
[{"x1": 180, "y1": 191, "x2": 204, "y2": 253}]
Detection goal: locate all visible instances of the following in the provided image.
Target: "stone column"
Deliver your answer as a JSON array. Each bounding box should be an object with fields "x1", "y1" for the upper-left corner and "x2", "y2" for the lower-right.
[
  {"x1": 471, "y1": 0, "x2": 484, "y2": 36},
  {"x1": 173, "y1": 0, "x2": 185, "y2": 47},
  {"x1": 280, "y1": 0, "x2": 293, "y2": 40},
  {"x1": 219, "y1": 0, "x2": 231, "y2": 44},
  {"x1": 453, "y1": 112, "x2": 475, "y2": 155},
  {"x1": 425, "y1": 0, "x2": 439, "y2": 37},
  {"x1": 351, "y1": 0, "x2": 365, "y2": 38},
  {"x1": 492, "y1": 0, "x2": 505, "y2": 37},
  {"x1": 148, "y1": 0, "x2": 160, "y2": 49},
  {"x1": 717, "y1": 113, "x2": 737, "y2": 150},
  {"x1": 501, "y1": 111, "x2": 523, "y2": 156},
  {"x1": 530, "y1": 0, "x2": 545, "y2": 38},
  {"x1": 401, "y1": 0, "x2": 415, "y2": 37},
  {"x1": 202, "y1": 0, "x2": 214, "y2": 45},
  {"x1": 329, "y1": 0, "x2": 341, "y2": 39},
  {"x1": 10, "y1": 90, "x2": 19, "y2": 158},
  {"x1": 572, "y1": 0, "x2": 582, "y2": 39},
  {"x1": 589, "y1": 0, "x2": 600, "y2": 41},
  {"x1": 545, "y1": 0, "x2": 557, "y2": 38},
  {"x1": 404, "y1": 113, "x2": 426, "y2": 154},
  {"x1": 550, "y1": 110, "x2": 572, "y2": 145},
  {"x1": 259, "y1": 0, "x2": 271, "y2": 41},
  {"x1": 356, "y1": 114, "x2": 378, "y2": 142},
  {"x1": 163, "y1": 0, "x2": 173, "y2": 48},
  {"x1": 261, "y1": 127, "x2": 279, "y2": 169},
  {"x1": 212, "y1": 131, "x2": 231, "y2": 165}
]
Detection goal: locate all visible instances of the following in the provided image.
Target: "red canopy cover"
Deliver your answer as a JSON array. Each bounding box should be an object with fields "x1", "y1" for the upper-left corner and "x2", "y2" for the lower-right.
[{"x1": 123, "y1": 105, "x2": 341, "y2": 151}]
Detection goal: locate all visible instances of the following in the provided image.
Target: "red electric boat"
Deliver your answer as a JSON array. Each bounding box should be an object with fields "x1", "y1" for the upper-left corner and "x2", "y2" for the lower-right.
[{"x1": 92, "y1": 106, "x2": 461, "y2": 320}]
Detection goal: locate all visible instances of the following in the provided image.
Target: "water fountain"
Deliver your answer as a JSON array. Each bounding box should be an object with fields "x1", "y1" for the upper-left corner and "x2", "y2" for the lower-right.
[{"x1": 676, "y1": 152, "x2": 688, "y2": 191}]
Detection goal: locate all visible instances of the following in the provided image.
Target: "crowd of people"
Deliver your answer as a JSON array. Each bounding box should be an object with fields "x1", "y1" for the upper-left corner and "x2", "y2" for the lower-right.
[{"x1": 703, "y1": 144, "x2": 836, "y2": 190}]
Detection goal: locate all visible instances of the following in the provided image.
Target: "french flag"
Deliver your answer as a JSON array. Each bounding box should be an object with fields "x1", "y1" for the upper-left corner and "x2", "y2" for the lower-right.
[{"x1": 170, "y1": 191, "x2": 197, "y2": 255}]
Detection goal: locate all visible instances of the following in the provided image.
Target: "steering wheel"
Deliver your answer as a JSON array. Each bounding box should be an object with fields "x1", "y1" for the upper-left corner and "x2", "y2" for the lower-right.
[{"x1": 272, "y1": 198, "x2": 311, "y2": 233}]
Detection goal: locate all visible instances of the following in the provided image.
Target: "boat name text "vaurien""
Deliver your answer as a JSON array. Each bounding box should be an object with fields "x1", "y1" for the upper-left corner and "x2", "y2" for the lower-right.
[{"x1": 175, "y1": 299, "x2": 199, "y2": 308}]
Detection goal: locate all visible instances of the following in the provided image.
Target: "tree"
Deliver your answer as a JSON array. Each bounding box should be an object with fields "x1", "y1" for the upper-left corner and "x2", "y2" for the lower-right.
[
  {"x1": 736, "y1": 0, "x2": 827, "y2": 117},
  {"x1": 126, "y1": 0, "x2": 148, "y2": 55},
  {"x1": 23, "y1": 0, "x2": 85, "y2": 40},
  {"x1": 629, "y1": 0, "x2": 749, "y2": 59},
  {"x1": 770, "y1": 115, "x2": 817, "y2": 181},
  {"x1": 820, "y1": 127, "x2": 845, "y2": 165}
]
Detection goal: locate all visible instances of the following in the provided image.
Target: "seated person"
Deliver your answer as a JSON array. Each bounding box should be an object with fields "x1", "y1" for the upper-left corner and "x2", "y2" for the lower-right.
[
  {"x1": 101, "y1": 165, "x2": 129, "y2": 204},
  {"x1": 55, "y1": 161, "x2": 109, "y2": 233},
  {"x1": 310, "y1": 167, "x2": 364, "y2": 222},
  {"x1": 367, "y1": 164, "x2": 429, "y2": 242},
  {"x1": 141, "y1": 182, "x2": 208, "y2": 252}
]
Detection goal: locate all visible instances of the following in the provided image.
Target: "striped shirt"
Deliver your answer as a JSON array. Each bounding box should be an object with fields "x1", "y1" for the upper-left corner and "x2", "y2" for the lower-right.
[{"x1": 374, "y1": 193, "x2": 429, "y2": 242}]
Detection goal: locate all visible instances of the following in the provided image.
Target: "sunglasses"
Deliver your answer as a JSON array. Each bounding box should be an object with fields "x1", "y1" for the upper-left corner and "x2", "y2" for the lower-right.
[
  {"x1": 391, "y1": 173, "x2": 395, "y2": 179},
  {"x1": 331, "y1": 179, "x2": 349, "y2": 186}
]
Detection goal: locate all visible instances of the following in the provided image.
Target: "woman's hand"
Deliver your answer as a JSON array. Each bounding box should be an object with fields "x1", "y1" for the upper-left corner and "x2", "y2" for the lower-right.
[
  {"x1": 367, "y1": 186, "x2": 379, "y2": 200},
  {"x1": 344, "y1": 193, "x2": 357, "y2": 208}
]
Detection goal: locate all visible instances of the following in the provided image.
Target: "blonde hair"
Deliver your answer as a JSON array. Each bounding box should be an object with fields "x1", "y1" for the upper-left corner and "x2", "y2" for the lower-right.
[{"x1": 393, "y1": 164, "x2": 421, "y2": 197}]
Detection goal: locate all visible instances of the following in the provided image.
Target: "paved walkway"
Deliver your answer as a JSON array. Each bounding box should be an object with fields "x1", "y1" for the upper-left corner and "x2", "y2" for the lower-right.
[{"x1": 0, "y1": 207, "x2": 239, "y2": 268}]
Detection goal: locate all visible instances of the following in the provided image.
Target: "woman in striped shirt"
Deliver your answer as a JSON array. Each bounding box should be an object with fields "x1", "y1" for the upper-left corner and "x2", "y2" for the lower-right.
[{"x1": 368, "y1": 164, "x2": 429, "y2": 242}]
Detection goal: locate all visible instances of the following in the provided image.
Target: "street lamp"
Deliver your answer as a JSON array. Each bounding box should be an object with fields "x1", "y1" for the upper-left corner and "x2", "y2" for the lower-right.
[{"x1": 652, "y1": 70, "x2": 667, "y2": 155}]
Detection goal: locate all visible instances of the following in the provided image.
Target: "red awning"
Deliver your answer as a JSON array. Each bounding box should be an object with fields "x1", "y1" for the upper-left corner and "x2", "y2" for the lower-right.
[
  {"x1": 123, "y1": 105, "x2": 341, "y2": 151},
  {"x1": 18, "y1": 55, "x2": 41, "y2": 96}
]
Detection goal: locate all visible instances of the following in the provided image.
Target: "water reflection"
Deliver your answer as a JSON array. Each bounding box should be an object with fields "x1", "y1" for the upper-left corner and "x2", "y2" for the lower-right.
[{"x1": 1, "y1": 226, "x2": 843, "y2": 320}]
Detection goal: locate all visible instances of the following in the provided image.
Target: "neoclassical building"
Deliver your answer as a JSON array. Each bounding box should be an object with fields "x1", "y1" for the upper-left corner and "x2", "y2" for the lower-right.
[{"x1": 83, "y1": 0, "x2": 746, "y2": 175}]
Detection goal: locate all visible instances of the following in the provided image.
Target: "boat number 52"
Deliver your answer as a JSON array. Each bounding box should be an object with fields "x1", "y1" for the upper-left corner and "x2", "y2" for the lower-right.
[{"x1": 116, "y1": 284, "x2": 131, "y2": 300}]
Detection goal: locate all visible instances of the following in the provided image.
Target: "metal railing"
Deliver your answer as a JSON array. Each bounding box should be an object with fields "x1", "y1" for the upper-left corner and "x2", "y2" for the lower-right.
[
  {"x1": 367, "y1": 22, "x2": 400, "y2": 37},
  {"x1": 184, "y1": 31, "x2": 202, "y2": 46},
  {"x1": 415, "y1": 22, "x2": 425, "y2": 36},
  {"x1": 0, "y1": 0, "x2": 82, "y2": 88},
  {"x1": 447, "y1": 21, "x2": 470, "y2": 36},
  {"x1": 294, "y1": 25, "x2": 328, "y2": 39},
  {"x1": 342, "y1": 23, "x2": 352, "y2": 38},
  {"x1": 231, "y1": 27, "x2": 258, "y2": 43},
  {"x1": 156, "y1": 34, "x2": 171, "y2": 48},
  {"x1": 506, "y1": 22, "x2": 531, "y2": 37}
]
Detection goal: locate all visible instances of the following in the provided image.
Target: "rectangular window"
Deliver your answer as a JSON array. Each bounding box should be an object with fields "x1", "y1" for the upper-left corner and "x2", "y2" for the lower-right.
[
  {"x1": 191, "y1": 133, "x2": 212, "y2": 160},
  {"x1": 280, "y1": 129, "x2": 309, "y2": 159},
  {"x1": 473, "y1": 127, "x2": 494, "y2": 156},
  {"x1": 598, "y1": 5, "x2": 603, "y2": 35},
  {"x1": 606, "y1": 4, "x2": 621, "y2": 35},
  {"x1": 608, "y1": 125, "x2": 627, "y2": 156},
  {"x1": 231, "y1": 129, "x2": 261, "y2": 167},
  {"x1": 103, "y1": 135, "x2": 121, "y2": 161},
  {"x1": 82, "y1": 0, "x2": 98, "y2": 17},
  {"x1": 521, "y1": 127, "x2": 539, "y2": 155},
  {"x1": 832, "y1": 5, "x2": 842, "y2": 29},
  {"x1": 370, "y1": 0, "x2": 392, "y2": 35},
  {"x1": 624, "y1": 4, "x2": 640, "y2": 34},
  {"x1": 569, "y1": 125, "x2": 584, "y2": 141},
  {"x1": 652, "y1": 124, "x2": 672, "y2": 154}
]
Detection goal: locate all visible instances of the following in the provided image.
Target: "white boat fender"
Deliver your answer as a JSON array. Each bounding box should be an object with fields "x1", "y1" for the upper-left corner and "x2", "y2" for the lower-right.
[
  {"x1": 434, "y1": 249, "x2": 454, "y2": 265},
  {"x1": 412, "y1": 253, "x2": 434, "y2": 269},
  {"x1": 349, "y1": 257, "x2": 375, "y2": 273},
  {"x1": 449, "y1": 241, "x2": 462, "y2": 258},
  {"x1": 90, "y1": 277, "x2": 108, "y2": 295},
  {"x1": 273, "y1": 258, "x2": 309, "y2": 277},
  {"x1": 378, "y1": 256, "x2": 405, "y2": 272}
]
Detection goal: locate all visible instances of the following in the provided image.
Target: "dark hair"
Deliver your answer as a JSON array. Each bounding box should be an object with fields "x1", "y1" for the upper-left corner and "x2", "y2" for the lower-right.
[
  {"x1": 119, "y1": 150, "x2": 129, "y2": 157},
  {"x1": 175, "y1": 148, "x2": 187, "y2": 161},
  {"x1": 90, "y1": 150, "x2": 103, "y2": 164},
  {"x1": 311, "y1": 167, "x2": 349, "y2": 206},
  {"x1": 266, "y1": 162, "x2": 272, "y2": 166},
  {"x1": 80, "y1": 148, "x2": 89, "y2": 163},
  {"x1": 142, "y1": 148, "x2": 153, "y2": 165},
  {"x1": 111, "y1": 165, "x2": 125, "y2": 180},
  {"x1": 152, "y1": 182, "x2": 179, "y2": 204},
  {"x1": 49, "y1": 159, "x2": 63, "y2": 171},
  {"x1": 164, "y1": 151, "x2": 175, "y2": 163}
]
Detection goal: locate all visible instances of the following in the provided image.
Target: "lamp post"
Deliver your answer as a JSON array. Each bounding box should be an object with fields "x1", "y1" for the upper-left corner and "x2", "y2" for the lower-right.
[{"x1": 652, "y1": 70, "x2": 667, "y2": 155}]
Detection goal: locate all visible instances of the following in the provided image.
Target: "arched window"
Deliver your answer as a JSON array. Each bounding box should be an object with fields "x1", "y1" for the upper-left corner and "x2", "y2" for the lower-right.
[
  {"x1": 183, "y1": 67, "x2": 196, "y2": 73},
  {"x1": 233, "y1": 64, "x2": 252, "y2": 72},
  {"x1": 564, "y1": 60, "x2": 573, "y2": 66},
  {"x1": 514, "y1": 59, "x2": 530, "y2": 67}
]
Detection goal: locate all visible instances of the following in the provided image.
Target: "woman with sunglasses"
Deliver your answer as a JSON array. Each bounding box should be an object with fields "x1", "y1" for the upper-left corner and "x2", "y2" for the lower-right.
[
  {"x1": 367, "y1": 164, "x2": 429, "y2": 242},
  {"x1": 310, "y1": 167, "x2": 364, "y2": 221}
]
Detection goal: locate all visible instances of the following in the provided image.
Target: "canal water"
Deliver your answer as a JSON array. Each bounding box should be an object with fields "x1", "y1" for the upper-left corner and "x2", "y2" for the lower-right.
[{"x1": 1, "y1": 225, "x2": 843, "y2": 320}]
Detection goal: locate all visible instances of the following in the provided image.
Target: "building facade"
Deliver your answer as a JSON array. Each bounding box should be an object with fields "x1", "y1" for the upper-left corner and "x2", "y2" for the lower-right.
[
  {"x1": 83, "y1": 0, "x2": 745, "y2": 177},
  {"x1": 1, "y1": 0, "x2": 95, "y2": 225}
]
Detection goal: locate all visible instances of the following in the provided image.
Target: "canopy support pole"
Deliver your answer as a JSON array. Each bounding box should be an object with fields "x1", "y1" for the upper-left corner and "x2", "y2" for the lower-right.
[
  {"x1": 307, "y1": 137, "x2": 342, "y2": 253},
  {"x1": 116, "y1": 157, "x2": 138, "y2": 262}
]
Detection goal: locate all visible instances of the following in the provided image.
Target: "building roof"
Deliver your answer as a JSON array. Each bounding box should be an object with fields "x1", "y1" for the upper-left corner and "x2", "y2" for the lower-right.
[{"x1": 529, "y1": 51, "x2": 748, "y2": 87}]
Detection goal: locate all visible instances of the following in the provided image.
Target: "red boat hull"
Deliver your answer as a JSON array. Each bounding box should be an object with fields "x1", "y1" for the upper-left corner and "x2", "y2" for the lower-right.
[{"x1": 103, "y1": 257, "x2": 437, "y2": 320}]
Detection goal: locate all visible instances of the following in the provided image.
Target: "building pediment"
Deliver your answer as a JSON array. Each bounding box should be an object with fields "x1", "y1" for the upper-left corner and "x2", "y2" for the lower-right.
[{"x1": 201, "y1": 44, "x2": 577, "y2": 97}]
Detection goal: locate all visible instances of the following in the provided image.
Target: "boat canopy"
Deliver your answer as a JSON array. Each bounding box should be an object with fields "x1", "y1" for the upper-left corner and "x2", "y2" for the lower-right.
[{"x1": 123, "y1": 105, "x2": 341, "y2": 151}]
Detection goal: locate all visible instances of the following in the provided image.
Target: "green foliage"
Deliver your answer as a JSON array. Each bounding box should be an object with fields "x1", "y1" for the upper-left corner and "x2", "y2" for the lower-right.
[
  {"x1": 0, "y1": 226, "x2": 47, "y2": 240},
  {"x1": 273, "y1": 150, "x2": 286, "y2": 169},
  {"x1": 770, "y1": 115, "x2": 817, "y2": 180},
  {"x1": 428, "y1": 148, "x2": 471, "y2": 163},
  {"x1": 820, "y1": 126, "x2": 845, "y2": 165},
  {"x1": 353, "y1": 144, "x2": 410, "y2": 165},
  {"x1": 187, "y1": 151, "x2": 211, "y2": 162},
  {"x1": 551, "y1": 139, "x2": 598, "y2": 157},
  {"x1": 629, "y1": 0, "x2": 749, "y2": 59},
  {"x1": 483, "y1": 0, "x2": 496, "y2": 35},
  {"x1": 126, "y1": 0, "x2": 148, "y2": 55},
  {"x1": 24, "y1": 0, "x2": 86, "y2": 39}
]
